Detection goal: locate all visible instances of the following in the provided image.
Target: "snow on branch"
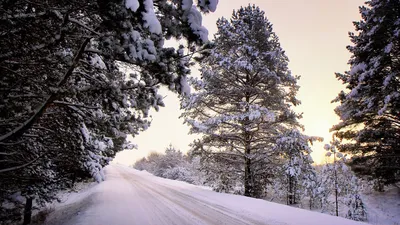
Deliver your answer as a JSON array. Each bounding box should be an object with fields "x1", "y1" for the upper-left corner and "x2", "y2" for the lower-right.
[
  {"x1": 126, "y1": 0, "x2": 140, "y2": 12},
  {"x1": 142, "y1": 0, "x2": 162, "y2": 34},
  {"x1": 0, "y1": 37, "x2": 91, "y2": 142}
]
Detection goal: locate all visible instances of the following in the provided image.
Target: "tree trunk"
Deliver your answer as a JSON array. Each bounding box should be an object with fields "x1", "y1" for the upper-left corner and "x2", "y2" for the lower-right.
[
  {"x1": 244, "y1": 156, "x2": 252, "y2": 197},
  {"x1": 335, "y1": 185, "x2": 338, "y2": 216},
  {"x1": 287, "y1": 175, "x2": 295, "y2": 205},
  {"x1": 374, "y1": 179, "x2": 384, "y2": 192},
  {"x1": 23, "y1": 197, "x2": 33, "y2": 225},
  {"x1": 243, "y1": 80, "x2": 253, "y2": 197},
  {"x1": 334, "y1": 151, "x2": 339, "y2": 217},
  {"x1": 71, "y1": 172, "x2": 77, "y2": 188}
]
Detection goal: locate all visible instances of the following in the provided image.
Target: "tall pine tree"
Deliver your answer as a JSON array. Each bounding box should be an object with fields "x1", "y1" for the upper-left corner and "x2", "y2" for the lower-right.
[
  {"x1": 182, "y1": 5, "x2": 304, "y2": 198},
  {"x1": 332, "y1": 0, "x2": 400, "y2": 186}
]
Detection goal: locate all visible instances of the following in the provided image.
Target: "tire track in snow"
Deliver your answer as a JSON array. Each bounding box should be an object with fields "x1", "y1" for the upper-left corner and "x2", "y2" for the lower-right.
[{"x1": 118, "y1": 167, "x2": 268, "y2": 225}]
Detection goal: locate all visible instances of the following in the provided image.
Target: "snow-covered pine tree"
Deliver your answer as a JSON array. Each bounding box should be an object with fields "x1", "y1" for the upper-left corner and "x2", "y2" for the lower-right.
[
  {"x1": 275, "y1": 130, "x2": 321, "y2": 205},
  {"x1": 302, "y1": 167, "x2": 325, "y2": 210},
  {"x1": 322, "y1": 140, "x2": 367, "y2": 221},
  {"x1": 323, "y1": 139, "x2": 342, "y2": 216},
  {"x1": 345, "y1": 193, "x2": 367, "y2": 222},
  {"x1": 332, "y1": 0, "x2": 400, "y2": 186},
  {"x1": 182, "y1": 5, "x2": 303, "y2": 198},
  {"x1": 0, "y1": 0, "x2": 218, "y2": 223}
]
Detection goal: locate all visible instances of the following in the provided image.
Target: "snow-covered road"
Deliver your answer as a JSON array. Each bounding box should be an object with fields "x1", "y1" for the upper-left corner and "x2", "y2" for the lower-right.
[{"x1": 45, "y1": 165, "x2": 369, "y2": 225}]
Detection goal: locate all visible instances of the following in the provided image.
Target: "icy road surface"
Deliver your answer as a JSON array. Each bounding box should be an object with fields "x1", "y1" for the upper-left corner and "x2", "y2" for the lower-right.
[{"x1": 46, "y1": 164, "x2": 369, "y2": 225}]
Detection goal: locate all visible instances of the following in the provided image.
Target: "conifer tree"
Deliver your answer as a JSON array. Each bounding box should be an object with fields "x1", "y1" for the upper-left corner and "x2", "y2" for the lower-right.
[
  {"x1": 275, "y1": 130, "x2": 321, "y2": 205},
  {"x1": 182, "y1": 5, "x2": 304, "y2": 198},
  {"x1": 332, "y1": 0, "x2": 400, "y2": 185},
  {"x1": 322, "y1": 140, "x2": 367, "y2": 221}
]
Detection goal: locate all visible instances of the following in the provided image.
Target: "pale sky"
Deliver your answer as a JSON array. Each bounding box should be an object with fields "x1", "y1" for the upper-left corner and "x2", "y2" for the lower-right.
[{"x1": 113, "y1": 0, "x2": 365, "y2": 165}]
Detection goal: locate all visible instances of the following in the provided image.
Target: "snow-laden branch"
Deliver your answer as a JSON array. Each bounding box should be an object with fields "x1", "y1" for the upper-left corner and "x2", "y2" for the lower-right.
[{"x1": 0, "y1": 37, "x2": 91, "y2": 142}]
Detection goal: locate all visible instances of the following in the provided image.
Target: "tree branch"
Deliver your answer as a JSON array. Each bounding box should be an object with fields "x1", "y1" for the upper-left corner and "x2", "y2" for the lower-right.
[
  {"x1": 0, "y1": 155, "x2": 41, "y2": 173},
  {"x1": 0, "y1": 37, "x2": 91, "y2": 142},
  {"x1": 53, "y1": 100, "x2": 100, "y2": 109}
]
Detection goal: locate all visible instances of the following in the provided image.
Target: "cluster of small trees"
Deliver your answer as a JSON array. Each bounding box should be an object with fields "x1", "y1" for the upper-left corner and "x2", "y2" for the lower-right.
[
  {"x1": 134, "y1": 145, "x2": 197, "y2": 183},
  {"x1": 0, "y1": 0, "x2": 217, "y2": 224},
  {"x1": 319, "y1": 141, "x2": 367, "y2": 221},
  {"x1": 268, "y1": 147, "x2": 367, "y2": 221},
  {"x1": 134, "y1": 145, "x2": 206, "y2": 185}
]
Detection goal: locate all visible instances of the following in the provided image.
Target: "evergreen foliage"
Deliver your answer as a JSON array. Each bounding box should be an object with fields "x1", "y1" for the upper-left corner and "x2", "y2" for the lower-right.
[
  {"x1": 274, "y1": 130, "x2": 321, "y2": 205},
  {"x1": 182, "y1": 5, "x2": 312, "y2": 198},
  {"x1": 322, "y1": 140, "x2": 367, "y2": 221},
  {"x1": 332, "y1": 0, "x2": 400, "y2": 185},
  {"x1": 0, "y1": 0, "x2": 217, "y2": 223}
]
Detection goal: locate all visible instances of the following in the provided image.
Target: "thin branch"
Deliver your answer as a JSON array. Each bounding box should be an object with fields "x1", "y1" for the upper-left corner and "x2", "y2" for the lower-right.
[
  {"x1": 0, "y1": 140, "x2": 25, "y2": 146},
  {"x1": 23, "y1": 134, "x2": 40, "y2": 138},
  {"x1": 0, "y1": 155, "x2": 41, "y2": 173},
  {"x1": 0, "y1": 152, "x2": 17, "y2": 156},
  {"x1": 67, "y1": 106, "x2": 86, "y2": 117},
  {"x1": 31, "y1": 126, "x2": 55, "y2": 133},
  {"x1": 68, "y1": 18, "x2": 101, "y2": 36},
  {"x1": 53, "y1": 100, "x2": 100, "y2": 109}
]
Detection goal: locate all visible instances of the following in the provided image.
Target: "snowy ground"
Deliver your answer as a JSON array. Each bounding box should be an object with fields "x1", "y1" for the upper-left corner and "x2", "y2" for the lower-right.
[
  {"x1": 43, "y1": 164, "x2": 371, "y2": 225},
  {"x1": 362, "y1": 186, "x2": 400, "y2": 225}
]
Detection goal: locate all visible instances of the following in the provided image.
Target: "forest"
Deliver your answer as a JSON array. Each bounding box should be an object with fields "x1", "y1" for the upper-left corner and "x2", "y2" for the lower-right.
[{"x1": 0, "y1": 0, "x2": 399, "y2": 224}]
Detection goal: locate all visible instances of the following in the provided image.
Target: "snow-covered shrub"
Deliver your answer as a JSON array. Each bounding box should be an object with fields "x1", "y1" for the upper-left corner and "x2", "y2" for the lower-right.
[
  {"x1": 163, "y1": 166, "x2": 194, "y2": 183},
  {"x1": 318, "y1": 140, "x2": 367, "y2": 221},
  {"x1": 345, "y1": 194, "x2": 367, "y2": 221},
  {"x1": 133, "y1": 145, "x2": 200, "y2": 184}
]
